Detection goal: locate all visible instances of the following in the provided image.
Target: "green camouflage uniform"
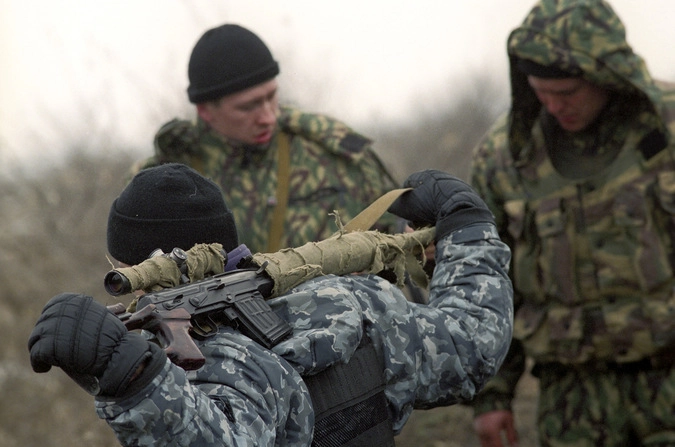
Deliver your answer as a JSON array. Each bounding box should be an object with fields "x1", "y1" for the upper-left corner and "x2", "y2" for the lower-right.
[
  {"x1": 134, "y1": 105, "x2": 399, "y2": 253},
  {"x1": 470, "y1": 0, "x2": 675, "y2": 445}
]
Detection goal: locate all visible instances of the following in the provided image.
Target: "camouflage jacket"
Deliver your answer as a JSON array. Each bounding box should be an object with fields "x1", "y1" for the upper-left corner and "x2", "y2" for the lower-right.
[
  {"x1": 470, "y1": 0, "x2": 675, "y2": 414},
  {"x1": 134, "y1": 106, "x2": 399, "y2": 253},
  {"x1": 94, "y1": 224, "x2": 513, "y2": 446}
]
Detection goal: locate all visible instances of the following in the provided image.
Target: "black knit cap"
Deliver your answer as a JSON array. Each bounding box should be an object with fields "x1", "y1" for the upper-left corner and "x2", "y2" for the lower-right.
[
  {"x1": 107, "y1": 163, "x2": 239, "y2": 266},
  {"x1": 187, "y1": 24, "x2": 280, "y2": 104}
]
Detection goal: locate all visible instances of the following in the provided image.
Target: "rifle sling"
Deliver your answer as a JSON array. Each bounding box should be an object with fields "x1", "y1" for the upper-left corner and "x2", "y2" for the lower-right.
[
  {"x1": 342, "y1": 188, "x2": 412, "y2": 232},
  {"x1": 267, "y1": 132, "x2": 292, "y2": 253}
]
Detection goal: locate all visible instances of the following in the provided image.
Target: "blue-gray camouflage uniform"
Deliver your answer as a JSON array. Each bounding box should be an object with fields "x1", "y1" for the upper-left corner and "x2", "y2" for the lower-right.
[{"x1": 95, "y1": 224, "x2": 513, "y2": 446}]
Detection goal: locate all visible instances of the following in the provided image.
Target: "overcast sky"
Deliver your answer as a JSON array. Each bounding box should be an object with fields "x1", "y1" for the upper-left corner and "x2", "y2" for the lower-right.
[{"x1": 2, "y1": 0, "x2": 674, "y2": 168}]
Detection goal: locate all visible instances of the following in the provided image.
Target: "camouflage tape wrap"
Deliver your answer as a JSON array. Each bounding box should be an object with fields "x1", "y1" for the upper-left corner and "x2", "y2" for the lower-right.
[
  {"x1": 109, "y1": 243, "x2": 226, "y2": 294},
  {"x1": 107, "y1": 229, "x2": 433, "y2": 301},
  {"x1": 111, "y1": 256, "x2": 181, "y2": 295},
  {"x1": 183, "y1": 243, "x2": 227, "y2": 281},
  {"x1": 107, "y1": 244, "x2": 227, "y2": 315},
  {"x1": 251, "y1": 227, "x2": 435, "y2": 296}
]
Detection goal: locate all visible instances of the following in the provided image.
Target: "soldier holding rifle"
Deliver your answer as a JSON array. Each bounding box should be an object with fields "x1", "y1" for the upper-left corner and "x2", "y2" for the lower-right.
[{"x1": 28, "y1": 163, "x2": 513, "y2": 446}]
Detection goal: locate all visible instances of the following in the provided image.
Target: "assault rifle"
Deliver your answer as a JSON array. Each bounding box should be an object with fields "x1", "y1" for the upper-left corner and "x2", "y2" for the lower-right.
[
  {"x1": 105, "y1": 247, "x2": 292, "y2": 371},
  {"x1": 105, "y1": 227, "x2": 435, "y2": 371}
]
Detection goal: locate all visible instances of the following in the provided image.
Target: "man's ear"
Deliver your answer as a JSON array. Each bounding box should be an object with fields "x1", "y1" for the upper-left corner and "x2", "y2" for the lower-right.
[{"x1": 196, "y1": 103, "x2": 211, "y2": 124}]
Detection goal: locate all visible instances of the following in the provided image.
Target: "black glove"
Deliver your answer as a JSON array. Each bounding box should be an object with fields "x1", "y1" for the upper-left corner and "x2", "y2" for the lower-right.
[
  {"x1": 389, "y1": 170, "x2": 494, "y2": 241},
  {"x1": 28, "y1": 293, "x2": 166, "y2": 398}
]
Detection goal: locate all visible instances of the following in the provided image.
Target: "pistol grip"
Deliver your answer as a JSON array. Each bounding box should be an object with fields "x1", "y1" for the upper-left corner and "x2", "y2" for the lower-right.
[
  {"x1": 123, "y1": 305, "x2": 206, "y2": 371},
  {"x1": 160, "y1": 308, "x2": 206, "y2": 370}
]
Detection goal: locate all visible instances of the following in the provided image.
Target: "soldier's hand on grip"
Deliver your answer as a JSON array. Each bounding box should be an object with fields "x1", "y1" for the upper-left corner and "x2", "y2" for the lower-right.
[
  {"x1": 389, "y1": 170, "x2": 494, "y2": 241},
  {"x1": 28, "y1": 293, "x2": 165, "y2": 397}
]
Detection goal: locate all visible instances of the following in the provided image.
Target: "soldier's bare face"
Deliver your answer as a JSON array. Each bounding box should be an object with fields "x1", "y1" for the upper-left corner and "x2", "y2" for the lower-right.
[
  {"x1": 197, "y1": 79, "x2": 279, "y2": 145},
  {"x1": 528, "y1": 76, "x2": 610, "y2": 133}
]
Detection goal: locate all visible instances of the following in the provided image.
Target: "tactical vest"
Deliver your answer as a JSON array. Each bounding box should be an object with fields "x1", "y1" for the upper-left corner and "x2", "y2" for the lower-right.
[
  {"x1": 303, "y1": 336, "x2": 395, "y2": 447},
  {"x1": 506, "y1": 125, "x2": 675, "y2": 365}
]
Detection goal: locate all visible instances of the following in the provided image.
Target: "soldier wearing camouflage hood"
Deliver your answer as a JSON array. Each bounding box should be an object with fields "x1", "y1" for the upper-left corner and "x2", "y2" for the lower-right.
[
  {"x1": 133, "y1": 24, "x2": 398, "y2": 253},
  {"x1": 470, "y1": 1, "x2": 675, "y2": 446}
]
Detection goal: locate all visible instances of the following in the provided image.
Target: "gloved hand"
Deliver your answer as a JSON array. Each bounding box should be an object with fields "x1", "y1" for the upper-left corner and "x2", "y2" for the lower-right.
[
  {"x1": 389, "y1": 170, "x2": 494, "y2": 241},
  {"x1": 28, "y1": 293, "x2": 166, "y2": 398}
]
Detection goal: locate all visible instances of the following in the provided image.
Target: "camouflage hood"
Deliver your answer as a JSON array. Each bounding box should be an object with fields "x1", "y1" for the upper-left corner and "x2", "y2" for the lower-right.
[{"x1": 506, "y1": 0, "x2": 664, "y2": 159}]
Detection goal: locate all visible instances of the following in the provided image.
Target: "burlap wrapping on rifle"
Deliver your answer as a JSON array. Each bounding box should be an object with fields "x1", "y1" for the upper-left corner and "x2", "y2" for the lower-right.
[
  {"x1": 108, "y1": 228, "x2": 434, "y2": 301},
  {"x1": 250, "y1": 227, "x2": 435, "y2": 297},
  {"x1": 113, "y1": 243, "x2": 226, "y2": 293}
]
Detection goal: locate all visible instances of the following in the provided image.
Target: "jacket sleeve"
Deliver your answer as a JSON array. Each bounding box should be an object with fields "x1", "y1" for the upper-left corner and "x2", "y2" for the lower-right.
[
  {"x1": 267, "y1": 221, "x2": 514, "y2": 435},
  {"x1": 410, "y1": 222, "x2": 514, "y2": 407},
  {"x1": 469, "y1": 338, "x2": 526, "y2": 415},
  {"x1": 468, "y1": 114, "x2": 525, "y2": 415},
  {"x1": 349, "y1": 222, "x2": 513, "y2": 432},
  {"x1": 470, "y1": 114, "x2": 511, "y2": 235},
  {"x1": 94, "y1": 329, "x2": 313, "y2": 447}
]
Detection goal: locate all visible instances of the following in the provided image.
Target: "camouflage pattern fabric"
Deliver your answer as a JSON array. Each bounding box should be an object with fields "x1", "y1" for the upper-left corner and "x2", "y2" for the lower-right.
[
  {"x1": 535, "y1": 364, "x2": 675, "y2": 446},
  {"x1": 134, "y1": 106, "x2": 399, "y2": 253},
  {"x1": 504, "y1": 0, "x2": 665, "y2": 156},
  {"x1": 94, "y1": 224, "x2": 513, "y2": 446},
  {"x1": 469, "y1": 0, "x2": 675, "y2": 437}
]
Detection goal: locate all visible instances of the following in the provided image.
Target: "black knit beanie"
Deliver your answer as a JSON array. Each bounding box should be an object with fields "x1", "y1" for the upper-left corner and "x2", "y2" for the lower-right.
[
  {"x1": 187, "y1": 24, "x2": 280, "y2": 104},
  {"x1": 107, "y1": 163, "x2": 239, "y2": 266}
]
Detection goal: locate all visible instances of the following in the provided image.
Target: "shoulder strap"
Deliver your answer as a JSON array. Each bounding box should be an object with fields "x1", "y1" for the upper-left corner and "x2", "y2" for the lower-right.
[
  {"x1": 267, "y1": 133, "x2": 292, "y2": 252},
  {"x1": 342, "y1": 188, "x2": 411, "y2": 232}
]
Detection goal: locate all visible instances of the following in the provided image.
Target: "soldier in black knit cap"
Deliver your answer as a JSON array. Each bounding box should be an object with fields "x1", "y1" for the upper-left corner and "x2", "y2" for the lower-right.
[
  {"x1": 107, "y1": 162, "x2": 239, "y2": 266},
  {"x1": 27, "y1": 166, "x2": 513, "y2": 446},
  {"x1": 130, "y1": 23, "x2": 399, "y2": 254}
]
